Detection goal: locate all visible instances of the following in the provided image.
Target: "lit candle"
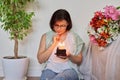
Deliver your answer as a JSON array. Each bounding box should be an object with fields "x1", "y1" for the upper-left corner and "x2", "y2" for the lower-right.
[
  {"x1": 58, "y1": 42, "x2": 65, "y2": 49},
  {"x1": 56, "y1": 42, "x2": 66, "y2": 56}
]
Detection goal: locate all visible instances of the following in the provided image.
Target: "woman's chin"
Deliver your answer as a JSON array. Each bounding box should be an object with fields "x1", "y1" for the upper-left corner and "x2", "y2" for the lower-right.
[{"x1": 57, "y1": 33, "x2": 62, "y2": 35}]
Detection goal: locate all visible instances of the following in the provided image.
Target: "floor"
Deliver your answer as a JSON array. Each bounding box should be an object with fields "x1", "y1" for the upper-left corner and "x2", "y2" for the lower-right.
[
  {"x1": 0, "y1": 77, "x2": 40, "y2": 80},
  {"x1": 27, "y1": 77, "x2": 40, "y2": 80}
]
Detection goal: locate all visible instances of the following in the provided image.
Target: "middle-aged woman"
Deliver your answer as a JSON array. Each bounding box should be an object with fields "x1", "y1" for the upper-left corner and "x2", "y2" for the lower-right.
[{"x1": 37, "y1": 9, "x2": 84, "y2": 80}]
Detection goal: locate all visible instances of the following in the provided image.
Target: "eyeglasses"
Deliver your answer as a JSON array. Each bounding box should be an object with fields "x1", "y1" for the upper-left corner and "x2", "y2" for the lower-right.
[{"x1": 54, "y1": 24, "x2": 67, "y2": 29}]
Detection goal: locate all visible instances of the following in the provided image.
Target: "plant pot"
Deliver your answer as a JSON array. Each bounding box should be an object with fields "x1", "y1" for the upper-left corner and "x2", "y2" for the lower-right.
[{"x1": 2, "y1": 57, "x2": 29, "y2": 80}]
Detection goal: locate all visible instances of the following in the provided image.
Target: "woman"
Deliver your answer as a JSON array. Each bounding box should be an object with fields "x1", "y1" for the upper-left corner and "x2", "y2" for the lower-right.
[{"x1": 37, "y1": 9, "x2": 84, "y2": 80}]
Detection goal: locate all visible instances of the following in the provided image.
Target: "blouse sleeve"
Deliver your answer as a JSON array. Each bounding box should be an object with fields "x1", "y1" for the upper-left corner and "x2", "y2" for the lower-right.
[{"x1": 74, "y1": 32, "x2": 85, "y2": 55}]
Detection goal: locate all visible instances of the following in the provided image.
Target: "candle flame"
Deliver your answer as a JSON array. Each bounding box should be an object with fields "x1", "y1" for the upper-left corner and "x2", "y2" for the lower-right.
[{"x1": 58, "y1": 42, "x2": 65, "y2": 49}]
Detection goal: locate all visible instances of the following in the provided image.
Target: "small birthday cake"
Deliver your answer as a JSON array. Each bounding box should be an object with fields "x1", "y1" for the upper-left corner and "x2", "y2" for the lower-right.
[
  {"x1": 55, "y1": 42, "x2": 66, "y2": 56},
  {"x1": 56, "y1": 47, "x2": 66, "y2": 56}
]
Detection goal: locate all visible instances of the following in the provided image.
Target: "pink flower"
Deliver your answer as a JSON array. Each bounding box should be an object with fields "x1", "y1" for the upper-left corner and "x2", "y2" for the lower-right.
[
  {"x1": 90, "y1": 35, "x2": 98, "y2": 45},
  {"x1": 104, "y1": 5, "x2": 120, "y2": 20}
]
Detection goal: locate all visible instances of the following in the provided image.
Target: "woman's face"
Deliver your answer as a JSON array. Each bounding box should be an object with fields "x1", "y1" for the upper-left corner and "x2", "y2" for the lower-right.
[{"x1": 53, "y1": 20, "x2": 68, "y2": 35}]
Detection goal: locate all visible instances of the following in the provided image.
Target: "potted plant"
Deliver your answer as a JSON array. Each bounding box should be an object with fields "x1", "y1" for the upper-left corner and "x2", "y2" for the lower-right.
[{"x1": 0, "y1": 0, "x2": 34, "y2": 80}]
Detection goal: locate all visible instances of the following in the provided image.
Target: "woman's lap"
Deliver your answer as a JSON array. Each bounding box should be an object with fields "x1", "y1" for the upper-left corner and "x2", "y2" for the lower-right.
[{"x1": 40, "y1": 69, "x2": 79, "y2": 80}]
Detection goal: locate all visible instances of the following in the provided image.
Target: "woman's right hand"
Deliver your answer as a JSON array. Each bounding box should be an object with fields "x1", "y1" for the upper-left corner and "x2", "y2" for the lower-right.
[{"x1": 53, "y1": 35, "x2": 60, "y2": 44}]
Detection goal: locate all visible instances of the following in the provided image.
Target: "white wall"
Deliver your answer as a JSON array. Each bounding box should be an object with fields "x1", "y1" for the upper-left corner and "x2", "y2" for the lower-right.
[{"x1": 0, "y1": 0, "x2": 119, "y2": 77}]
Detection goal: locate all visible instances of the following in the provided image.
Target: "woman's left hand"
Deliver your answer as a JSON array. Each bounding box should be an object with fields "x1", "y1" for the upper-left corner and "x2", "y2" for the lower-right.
[{"x1": 57, "y1": 55, "x2": 68, "y2": 59}]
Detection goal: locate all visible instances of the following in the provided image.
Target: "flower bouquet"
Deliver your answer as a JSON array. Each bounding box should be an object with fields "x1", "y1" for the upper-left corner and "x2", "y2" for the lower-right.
[{"x1": 88, "y1": 5, "x2": 120, "y2": 48}]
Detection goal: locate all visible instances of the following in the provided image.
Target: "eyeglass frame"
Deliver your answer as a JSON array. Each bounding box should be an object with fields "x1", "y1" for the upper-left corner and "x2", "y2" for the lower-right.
[{"x1": 53, "y1": 24, "x2": 67, "y2": 29}]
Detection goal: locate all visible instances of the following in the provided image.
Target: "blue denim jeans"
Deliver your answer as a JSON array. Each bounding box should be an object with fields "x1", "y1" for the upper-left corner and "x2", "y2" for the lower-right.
[{"x1": 40, "y1": 69, "x2": 79, "y2": 80}]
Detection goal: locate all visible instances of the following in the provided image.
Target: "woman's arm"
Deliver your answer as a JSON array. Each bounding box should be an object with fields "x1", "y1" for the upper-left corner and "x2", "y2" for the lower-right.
[
  {"x1": 68, "y1": 34, "x2": 85, "y2": 65},
  {"x1": 37, "y1": 33, "x2": 59, "y2": 64},
  {"x1": 68, "y1": 33, "x2": 84, "y2": 65},
  {"x1": 68, "y1": 52, "x2": 83, "y2": 66}
]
